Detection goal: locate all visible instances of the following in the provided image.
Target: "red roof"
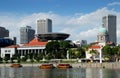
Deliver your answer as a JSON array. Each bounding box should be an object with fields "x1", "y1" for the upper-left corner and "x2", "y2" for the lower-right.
[
  {"x1": 23, "y1": 37, "x2": 48, "y2": 46},
  {"x1": 89, "y1": 45, "x2": 102, "y2": 49}
]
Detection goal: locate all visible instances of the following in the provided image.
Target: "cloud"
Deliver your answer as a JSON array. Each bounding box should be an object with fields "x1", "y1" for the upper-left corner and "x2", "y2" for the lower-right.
[
  {"x1": 108, "y1": 2, "x2": 120, "y2": 6},
  {"x1": 0, "y1": 7, "x2": 120, "y2": 44},
  {"x1": 79, "y1": 28, "x2": 99, "y2": 43}
]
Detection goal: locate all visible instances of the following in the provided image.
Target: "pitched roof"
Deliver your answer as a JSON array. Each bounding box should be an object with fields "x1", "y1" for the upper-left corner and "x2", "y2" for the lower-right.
[
  {"x1": 89, "y1": 45, "x2": 102, "y2": 49},
  {"x1": 23, "y1": 37, "x2": 48, "y2": 46}
]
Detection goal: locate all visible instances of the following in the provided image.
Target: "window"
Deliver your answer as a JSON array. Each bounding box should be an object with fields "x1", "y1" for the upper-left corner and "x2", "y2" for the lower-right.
[{"x1": 5, "y1": 50, "x2": 7, "y2": 52}]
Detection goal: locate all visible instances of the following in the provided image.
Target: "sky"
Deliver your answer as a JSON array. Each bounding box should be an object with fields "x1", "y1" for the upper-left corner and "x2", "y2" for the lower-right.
[{"x1": 0, "y1": 0, "x2": 120, "y2": 44}]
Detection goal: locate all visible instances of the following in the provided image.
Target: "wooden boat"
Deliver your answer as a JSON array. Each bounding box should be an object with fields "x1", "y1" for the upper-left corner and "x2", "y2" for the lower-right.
[
  {"x1": 39, "y1": 64, "x2": 55, "y2": 69},
  {"x1": 57, "y1": 64, "x2": 72, "y2": 69},
  {"x1": 10, "y1": 63, "x2": 22, "y2": 68}
]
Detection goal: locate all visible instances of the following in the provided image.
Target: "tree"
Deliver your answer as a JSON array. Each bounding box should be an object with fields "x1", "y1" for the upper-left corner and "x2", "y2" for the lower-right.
[
  {"x1": 59, "y1": 41, "x2": 72, "y2": 59},
  {"x1": 45, "y1": 41, "x2": 60, "y2": 59},
  {"x1": 77, "y1": 47, "x2": 85, "y2": 58},
  {"x1": 34, "y1": 54, "x2": 43, "y2": 62},
  {"x1": 102, "y1": 45, "x2": 118, "y2": 61},
  {"x1": 28, "y1": 53, "x2": 34, "y2": 62},
  {"x1": 68, "y1": 48, "x2": 73, "y2": 59},
  {"x1": 45, "y1": 40, "x2": 73, "y2": 59}
]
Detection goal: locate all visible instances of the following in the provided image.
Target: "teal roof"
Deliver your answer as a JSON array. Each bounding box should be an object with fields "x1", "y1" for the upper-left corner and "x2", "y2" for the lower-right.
[{"x1": 99, "y1": 27, "x2": 107, "y2": 33}]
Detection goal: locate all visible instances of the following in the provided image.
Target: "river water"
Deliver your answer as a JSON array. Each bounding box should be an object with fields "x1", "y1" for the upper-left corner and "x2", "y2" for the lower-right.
[{"x1": 0, "y1": 66, "x2": 120, "y2": 78}]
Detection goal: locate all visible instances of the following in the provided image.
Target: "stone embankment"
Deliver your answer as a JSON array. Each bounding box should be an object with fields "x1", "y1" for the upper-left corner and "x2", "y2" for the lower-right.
[
  {"x1": 0, "y1": 62, "x2": 120, "y2": 68},
  {"x1": 71, "y1": 62, "x2": 120, "y2": 68}
]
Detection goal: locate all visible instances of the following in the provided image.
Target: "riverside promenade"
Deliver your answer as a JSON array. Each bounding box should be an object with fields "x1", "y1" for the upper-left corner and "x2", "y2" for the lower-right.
[
  {"x1": 70, "y1": 62, "x2": 120, "y2": 68},
  {"x1": 1, "y1": 62, "x2": 120, "y2": 69}
]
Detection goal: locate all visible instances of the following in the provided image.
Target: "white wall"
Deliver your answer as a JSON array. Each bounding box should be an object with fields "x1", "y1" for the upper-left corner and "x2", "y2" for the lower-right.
[{"x1": 1, "y1": 48, "x2": 15, "y2": 58}]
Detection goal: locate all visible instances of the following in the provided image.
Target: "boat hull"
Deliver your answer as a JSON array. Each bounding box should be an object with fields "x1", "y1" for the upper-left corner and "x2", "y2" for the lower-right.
[
  {"x1": 39, "y1": 64, "x2": 55, "y2": 69},
  {"x1": 10, "y1": 63, "x2": 22, "y2": 68},
  {"x1": 57, "y1": 64, "x2": 72, "y2": 69}
]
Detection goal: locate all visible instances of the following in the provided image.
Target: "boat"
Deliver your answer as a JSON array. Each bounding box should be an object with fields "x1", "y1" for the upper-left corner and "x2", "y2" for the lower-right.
[
  {"x1": 57, "y1": 64, "x2": 72, "y2": 69},
  {"x1": 10, "y1": 63, "x2": 22, "y2": 68},
  {"x1": 39, "y1": 64, "x2": 55, "y2": 69}
]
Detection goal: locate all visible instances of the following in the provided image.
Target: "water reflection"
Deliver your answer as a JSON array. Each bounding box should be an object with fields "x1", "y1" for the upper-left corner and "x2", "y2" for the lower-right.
[
  {"x1": 0, "y1": 67, "x2": 6, "y2": 78},
  {"x1": 86, "y1": 68, "x2": 103, "y2": 78},
  {"x1": 0, "y1": 66, "x2": 120, "y2": 78}
]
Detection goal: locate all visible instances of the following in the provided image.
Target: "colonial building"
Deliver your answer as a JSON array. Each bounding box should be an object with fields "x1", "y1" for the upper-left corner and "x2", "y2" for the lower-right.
[
  {"x1": 1, "y1": 32, "x2": 70, "y2": 59},
  {"x1": 97, "y1": 27, "x2": 109, "y2": 44},
  {"x1": 85, "y1": 42, "x2": 104, "y2": 63},
  {"x1": 1, "y1": 37, "x2": 48, "y2": 59}
]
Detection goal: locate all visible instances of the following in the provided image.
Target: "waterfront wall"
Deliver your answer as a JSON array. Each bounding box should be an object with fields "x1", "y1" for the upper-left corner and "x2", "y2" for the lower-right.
[
  {"x1": 0, "y1": 62, "x2": 120, "y2": 69},
  {"x1": 71, "y1": 62, "x2": 120, "y2": 68}
]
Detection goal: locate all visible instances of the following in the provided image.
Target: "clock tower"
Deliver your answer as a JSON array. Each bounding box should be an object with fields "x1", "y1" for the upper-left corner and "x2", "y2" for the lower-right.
[{"x1": 97, "y1": 28, "x2": 109, "y2": 43}]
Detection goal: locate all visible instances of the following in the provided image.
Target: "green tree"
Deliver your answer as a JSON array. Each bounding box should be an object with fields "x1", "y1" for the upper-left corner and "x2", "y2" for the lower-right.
[
  {"x1": 34, "y1": 54, "x2": 43, "y2": 62},
  {"x1": 102, "y1": 45, "x2": 116, "y2": 61},
  {"x1": 21, "y1": 56, "x2": 27, "y2": 62},
  {"x1": 68, "y1": 48, "x2": 73, "y2": 59},
  {"x1": 59, "y1": 41, "x2": 72, "y2": 59},
  {"x1": 28, "y1": 53, "x2": 34, "y2": 62},
  {"x1": 77, "y1": 47, "x2": 85, "y2": 58},
  {"x1": 45, "y1": 41, "x2": 60, "y2": 59}
]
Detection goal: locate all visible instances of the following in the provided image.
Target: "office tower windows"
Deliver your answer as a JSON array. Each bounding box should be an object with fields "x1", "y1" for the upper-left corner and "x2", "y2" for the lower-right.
[
  {"x1": 20, "y1": 26, "x2": 35, "y2": 44},
  {"x1": 37, "y1": 18, "x2": 52, "y2": 34},
  {"x1": 102, "y1": 15, "x2": 116, "y2": 44}
]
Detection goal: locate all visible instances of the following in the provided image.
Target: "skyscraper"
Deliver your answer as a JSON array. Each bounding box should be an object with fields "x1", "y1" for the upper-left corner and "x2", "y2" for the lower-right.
[
  {"x1": 102, "y1": 15, "x2": 116, "y2": 44},
  {"x1": 37, "y1": 18, "x2": 52, "y2": 34},
  {"x1": 0, "y1": 26, "x2": 9, "y2": 38},
  {"x1": 20, "y1": 26, "x2": 35, "y2": 44}
]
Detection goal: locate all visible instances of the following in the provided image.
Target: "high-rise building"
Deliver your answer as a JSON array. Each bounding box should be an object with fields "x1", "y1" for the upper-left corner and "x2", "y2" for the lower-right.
[
  {"x1": 102, "y1": 15, "x2": 116, "y2": 44},
  {"x1": 0, "y1": 26, "x2": 9, "y2": 38},
  {"x1": 37, "y1": 18, "x2": 52, "y2": 34},
  {"x1": 20, "y1": 26, "x2": 35, "y2": 44}
]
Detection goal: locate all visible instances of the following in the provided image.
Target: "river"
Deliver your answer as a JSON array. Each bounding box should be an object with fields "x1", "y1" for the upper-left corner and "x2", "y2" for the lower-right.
[{"x1": 0, "y1": 66, "x2": 120, "y2": 78}]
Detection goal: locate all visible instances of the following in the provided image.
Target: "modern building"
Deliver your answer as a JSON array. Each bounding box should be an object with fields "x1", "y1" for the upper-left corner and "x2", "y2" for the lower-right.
[
  {"x1": 73, "y1": 40, "x2": 87, "y2": 47},
  {"x1": 20, "y1": 26, "x2": 35, "y2": 44},
  {"x1": 38, "y1": 32, "x2": 70, "y2": 41},
  {"x1": 0, "y1": 26, "x2": 9, "y2": 38},
  {"x1": 37, "y1": 18, "x2": 52, "y2": 34},
  {"x1": 102, "y1": 15, "x2": 117, "y2": 44},
  {"x1": 0, "y1": 38, "x2": 14, "y2": 47}
]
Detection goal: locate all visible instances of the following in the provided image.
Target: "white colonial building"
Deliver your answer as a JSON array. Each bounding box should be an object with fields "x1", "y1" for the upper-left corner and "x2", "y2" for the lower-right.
[
  {"x1": 1, "y1": 37, "x2": 48, "y2": 59},
  {"x1": 86, "y1": 42, "x2": 104, "y2": 61}
]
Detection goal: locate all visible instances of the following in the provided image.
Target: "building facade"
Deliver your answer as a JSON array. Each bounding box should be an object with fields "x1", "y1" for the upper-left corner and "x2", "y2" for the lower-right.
[
  {"x1": 37, "y1": 18, "x2": 52, "y2": 34},
  {"x1": 0, "y1": 26, "x2": 9, "y2": 38},
  {"x1": 1, "y1": 37, "x2": 47, "y2": 59},
  {"x1": 20, "y1": 26, "x2": 35, "y2": 44},
  {"x1": 85, "y1": 43, "x2": 104, "y2": 63},
  {"x1": 102, "y1": 15, "x2": 116, "y2": 44},
  {"x1": 97, "y1": 27, "x2": 109, "y2": 44}
]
